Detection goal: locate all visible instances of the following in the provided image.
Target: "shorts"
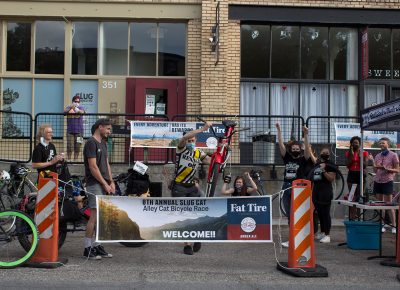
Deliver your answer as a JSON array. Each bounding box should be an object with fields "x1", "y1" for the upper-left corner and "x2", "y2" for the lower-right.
[
  {"x1": 86, "y1": 182, "x2": 107, "y2": 209},
  {"x1": 66, "y1": 133, "x2": 82, "y2": 154},
  {"x1": 373, "y1": 181, "x2": 394, "y2": 195},
  {"x1": 347, "y1": 171, "x2": 365, "y2": 185},
  {"x1": 171, "y1": 183, "x2": 200, "y2": 197}
]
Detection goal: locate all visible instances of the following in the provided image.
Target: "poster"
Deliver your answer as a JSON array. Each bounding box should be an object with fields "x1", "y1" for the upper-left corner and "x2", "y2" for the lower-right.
[
  {"x1": 334, "y1": 122, "x2": 398, "y2": 149},
  {"x1": 2, "y1": 79, "x2": 32, "y2": 137},
  {"x1": 71, "y1": 80, "x2": 98, "y2": 138},
  {"x1": 96, "y1": 196, "x2": 272, "y2": 243},
  {"x1": 130, "y1": 121, "x2": 225, "y2": 148},
  {"x1": 145, "y1": 94, "x2": 155, "y2": 114},
  {"x1": 155, "y1": 103, "x2": 166, "y2": 115}
]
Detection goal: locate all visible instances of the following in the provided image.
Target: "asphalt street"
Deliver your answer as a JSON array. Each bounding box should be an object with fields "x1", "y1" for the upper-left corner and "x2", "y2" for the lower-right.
[{"x1": 1, "y1": 224, "x2": 399, "y2": 290}]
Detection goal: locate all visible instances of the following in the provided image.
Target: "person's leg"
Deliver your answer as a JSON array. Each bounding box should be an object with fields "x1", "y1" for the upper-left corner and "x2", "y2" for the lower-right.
[
  {"x1": 74, "y1": 134, "x2": 81, "y2": 161},
  {"x1": 66, "y1": 133, "x2": 73, "y2": 160},
  {"x1": 315, "y1": 204, "x2": 325, "y2": 235}
]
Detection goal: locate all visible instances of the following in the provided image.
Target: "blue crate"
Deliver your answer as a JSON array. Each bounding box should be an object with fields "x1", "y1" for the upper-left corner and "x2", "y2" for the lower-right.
[{"x1": 344, "y1": 221, "x2": 380, "y2": 250}]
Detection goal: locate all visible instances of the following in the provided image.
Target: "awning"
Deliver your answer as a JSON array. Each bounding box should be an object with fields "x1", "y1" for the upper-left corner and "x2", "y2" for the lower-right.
[{"x1": 360, "y1": 98, "x2": 400, "y2": 131}]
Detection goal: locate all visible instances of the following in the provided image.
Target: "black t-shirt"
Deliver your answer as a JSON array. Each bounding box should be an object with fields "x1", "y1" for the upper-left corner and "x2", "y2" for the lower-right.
[
  {"x1": 311, "y1": 161, "x2": 337, "y2": 205},
  {"x1": 84, "y1": 137, "x2": 110, "y2": 185},
  {"x1": 32, "y1": 143, "x2": 57, "y2": 175},
  {"x1": 282, "y1": 152, "x2": 308, "y2": 182}
]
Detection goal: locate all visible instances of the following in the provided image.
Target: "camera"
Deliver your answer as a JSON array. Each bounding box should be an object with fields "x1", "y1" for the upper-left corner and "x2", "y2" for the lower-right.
[{"x1": 250, "y1": 170, "x2": 262, "y2": 180}]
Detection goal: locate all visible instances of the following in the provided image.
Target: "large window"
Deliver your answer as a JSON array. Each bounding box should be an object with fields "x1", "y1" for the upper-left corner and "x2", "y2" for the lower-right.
[
  {"x1": 130, "y1": 23, "x2": 157, "y2": 76},
  {"x1": 241, "y1": 25, "x2": 270, "y2": 78},
  {"x1": 35, "y1": 21, "x2": 65, "y2": 74},
  {"x1": 72, "y1": 22, "x2": 98, "y2": 75},
  {"x1": 368, "y1": 28, "x2": 391, "y2": 79},
  {"x1": 100, "y1": 22, "x2": 128, "y2": 76},
  {"x1": 7, "y1": 23, "x2": 31, "y2": 71},
  {"x1": 301, "y1": 27, "x2": 328, "y2": 79},
  {"x1": 158, "y1": 23, "x2": 186, "y2": 76}
]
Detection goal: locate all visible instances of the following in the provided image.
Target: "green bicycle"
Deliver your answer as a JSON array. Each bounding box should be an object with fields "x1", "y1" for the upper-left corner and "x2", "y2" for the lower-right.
[{"x1": 0, "y1": 210, "x2": 39, "y2": 268}]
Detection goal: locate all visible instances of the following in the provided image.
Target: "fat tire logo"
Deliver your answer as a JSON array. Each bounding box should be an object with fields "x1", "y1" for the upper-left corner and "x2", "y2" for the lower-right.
[{"x1": 241, "y1": 217, "x2": 256, "y2": 233}]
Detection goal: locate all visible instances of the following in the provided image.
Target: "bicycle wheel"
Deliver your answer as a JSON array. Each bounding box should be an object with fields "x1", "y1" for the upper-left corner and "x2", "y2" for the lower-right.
[
  {"x1": 0, "y1": 194, "x2": 16, "y2": 232},
  {"x1": 0, "y1": 210, "x2": 39, "y2": 268},
  {"x1": 206, "y1": 163, "x2": 220, "y2": 197}
]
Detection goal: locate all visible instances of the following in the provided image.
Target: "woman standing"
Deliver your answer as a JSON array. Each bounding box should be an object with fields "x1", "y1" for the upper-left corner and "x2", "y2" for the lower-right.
[{"x1": 308, "y1": 146, "x2": 337, "y2": 243}]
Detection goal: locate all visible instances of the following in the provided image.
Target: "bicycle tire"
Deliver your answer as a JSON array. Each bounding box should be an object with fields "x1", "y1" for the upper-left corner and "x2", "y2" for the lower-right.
[
  {"x1": 206, "y1": 163, "x2": 220, "y2": 197},
  {"x1": 0, "y1": 210, "x2": 39, "y2": 268},
  {"x1": 0, "y1": 194, "x2": 16, "y2": 232}
]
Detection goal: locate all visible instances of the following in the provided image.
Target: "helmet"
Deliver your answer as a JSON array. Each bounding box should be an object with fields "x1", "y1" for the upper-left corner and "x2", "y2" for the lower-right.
[
  {"x1": 15, "y1": 166, "x2": 29, "y2": 176},
  {"x1": 0, "y1": 170, "x2": 11, "y2": 185}
]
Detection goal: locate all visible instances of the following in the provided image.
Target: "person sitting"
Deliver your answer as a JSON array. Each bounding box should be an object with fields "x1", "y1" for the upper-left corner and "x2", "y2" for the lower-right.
[{"x1": 221, "y1": 172, "x2": 258, "y2": 196}]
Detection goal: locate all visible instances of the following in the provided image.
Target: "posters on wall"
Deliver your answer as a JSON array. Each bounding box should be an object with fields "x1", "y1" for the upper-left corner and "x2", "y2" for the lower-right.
[
  {"x1": 96, "y1": 196, "x2": 272, "y2": 243},
  {"x1": 2, "y1": 79, "x2": 32, "y2": 137},
  {"x1": 334, "y1": 122, "x2": 399, "y2": 149},
  {"x1": 34, "y1": 79, "x2": 64, "y2": 137},
  {"x1": 130, "y1": 121, "x2": 225, "y2": 148},
  {"x1": 71, "y1": 80, "x2": 98, "y2": 137},
  {"x1": 145, "y1": 94, "x2": 156, "y2": 114}
]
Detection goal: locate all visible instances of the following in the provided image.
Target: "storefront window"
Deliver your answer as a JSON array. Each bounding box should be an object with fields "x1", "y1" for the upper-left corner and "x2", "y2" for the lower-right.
[
  {"x1": 35, "y1": 21, "x2": 65, "y2": 74},
  {"x1": 330, "y1": 85, "x2": 358, "y2": 116},
  {"x1": 300, "y1": 84, "x2": 328, "y2": 119},
  {"x1": 364, "y1": 85, "x2": 385, "y2": 108},
  {"x1": 241, "y1": 25, "x2": 270, "y2": 78},
  {"x1": 158, "y1": 23, "x2": 186, "y2": 76},
  {"x1": 271, "y1": 26, "x2": 300, "y2": 79},
  {"x1": 392, "y1": 29, "x2": 400, "y2": 79},
  {"x1": 130, "y1": 23, "x2": 157, "y2": 76},
  {"x1": 329, "y1": 28, "x2": 358, "y2": 80},
  {"x1": 100, "y1": 22, "x2": 128, "y2": 76},
  {"x1": 368, "y1": 28, "x2": 391, "y2": 79},
  {"x1": 7, "y1": 22, "x2": 31, "y2": 71},
  {"x1": 301, "y1": 27, "x2": 328, "y2": 79},
  {"x1": 72, "y1": 22, "x2": 98, "y2": 75}
]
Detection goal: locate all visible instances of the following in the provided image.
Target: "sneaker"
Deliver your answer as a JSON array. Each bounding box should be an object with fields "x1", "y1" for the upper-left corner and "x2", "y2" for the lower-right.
[
  {"x1": 83, "y1": 247, "x2": 101, "y2": 260},
  {"x1": 94, "y1": 244, "x2": 113, "y2": 258},
  {"x1": 281, "y1": 241, "x2": 289, "y2": 248},
  {"x1": 320, "y1": 235, "x2": 331, "y2": 243},
  {"x1": 193, "y1": 242, "x2": 202, "y2": 253},
  {"x1": 314, "y1": 233, "x2": 325, "y2": 240},
  {"x1": 183, "y1": 245, "x2": 193, "y2": 255},
  {"x1": 382, "y1": 226, "x2": 386, "y2": 233},
  {"x1": 392, "y1": 227, "x2": 397, "y2": 234}
]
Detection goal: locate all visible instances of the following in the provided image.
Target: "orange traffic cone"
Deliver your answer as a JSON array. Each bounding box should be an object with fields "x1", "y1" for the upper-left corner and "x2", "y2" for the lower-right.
[
  {"x1": 277, "y1": 179, "x2": 328, "y2": 277},
  {"x1": 381, "y1": 204, "x2": 400, "y2": 268},
  {"x1": 25, "y1": 172, "x2": 67, "y2": 268}
]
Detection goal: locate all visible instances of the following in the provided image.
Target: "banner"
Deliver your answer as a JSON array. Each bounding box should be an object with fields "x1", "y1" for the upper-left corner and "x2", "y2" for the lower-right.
[
  {"x1": 96, "y1": 196, "x2": 272, "y2": 243},
  {"x1": 130, "y1": 121, "x2": 225, "y2": 148},
  {"x1": 334, "y1": 122, "x2": 398, "y2": 149}
]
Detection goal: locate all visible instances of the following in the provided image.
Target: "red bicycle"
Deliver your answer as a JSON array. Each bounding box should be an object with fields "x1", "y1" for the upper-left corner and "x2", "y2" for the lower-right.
[{"x1": 197, "y1": 117, "x2": 249, "y2": 197}]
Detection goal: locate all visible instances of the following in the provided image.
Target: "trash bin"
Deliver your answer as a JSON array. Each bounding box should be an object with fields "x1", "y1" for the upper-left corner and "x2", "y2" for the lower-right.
[{"x1": 252, "y1": 133, "x2": 276, "y2": 164}]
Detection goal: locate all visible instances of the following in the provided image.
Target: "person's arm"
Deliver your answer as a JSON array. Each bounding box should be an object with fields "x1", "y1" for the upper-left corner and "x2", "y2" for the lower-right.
[
  {"x1": 275, "y1": 122, "x2": 286, "y2": 157},
  {"x1": 107, "y1": 159, "x2": 115, "y2": 193},
  {"x1": 77, "y1": 106, "x2": 86, "y2": 114},
  {"x1": 371, "y1": 155, "x2": 383, "y2": 172},
  {"x1": 385, "y1": 155, "x2": 399, "y2": 173},
  {"x1": 320, "y1": 163, "x2": 336, "y2": 182},
  {"x1": 177, "y1": 122, "x2": 212, "y2": 149},
  {"x1": 32, "y1": 156, "x2": 62, "y2": 169},
  {"x1": 309, "y1": 149, "x2": 317, "y2": 165},
  {"x1": 244, "y1": 172, "x2": 258, "y2": 194},
  {"x1": 303, "y1": 126, "x2": 310, "y2": 161},
  {"x1": 363, "y1": 152, "x2": 369, "y2": 169},
  {"x1": 88, "y1": 158, "x2": 112, "y2": 194},
  {"x1": 64, "y1": 105, "x2": 72, "y2": 113},
  {"x1": 345, "y1": 147, "x2": 354, "y2": 167},
  {"x1": 221, "y1": 182, "x2": 234, "y2": 195}
]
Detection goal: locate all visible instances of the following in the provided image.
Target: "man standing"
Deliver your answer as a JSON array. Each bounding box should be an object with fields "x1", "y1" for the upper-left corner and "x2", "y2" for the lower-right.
[
  {"x1": 64, "y1": 95, "x2": 85, "y2": 161},
  {"x1": 32, "y1": 124, "x2": 64, "y2": 176},
  {"x1": 172, "y1": 122, "x2": 212, "y2": 255},
  {"x1": 370, "y1": 137, "x2": 399, "y2": 234},
  {"x1": 83, "y1": 118, "x2": 114, "y2": 259}
]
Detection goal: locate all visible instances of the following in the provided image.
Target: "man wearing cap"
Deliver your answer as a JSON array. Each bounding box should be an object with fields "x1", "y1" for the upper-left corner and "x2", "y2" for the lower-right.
[{"x1": 64, "y1": 95, "x2": 85, "y2": 161}]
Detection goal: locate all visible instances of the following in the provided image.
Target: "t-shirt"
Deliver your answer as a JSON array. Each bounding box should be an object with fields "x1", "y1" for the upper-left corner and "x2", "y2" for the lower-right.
[
  {"x1": 311, "y1": 161, "x2": 337, "y2": 205},
  {"x1": 32, "y1": 143, "x2": 57, "y2": 175},
  {"x1": 345, "y1": 150, "x2": 368, "y2": 171},
  {"x1": 282, "y1": 152, "x2": 308, "y2": 182},
  {"x1": 174, "y1": 146, "x2": 206, "y2": 184},
  {"x1": 374, "y1": 151, "x2": 399, "y2": 183},
  {"x1": 65, "y1": 105, "x2": 85, "y2": 134},
  {"x1": 84, "y1": 137, "x2": 110, "y2": 185}
]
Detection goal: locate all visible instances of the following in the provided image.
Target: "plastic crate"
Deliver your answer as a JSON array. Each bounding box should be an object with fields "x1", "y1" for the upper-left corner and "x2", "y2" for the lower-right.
[{"x1": 344, "y1": 221, "x2": 380, "y2": 250}]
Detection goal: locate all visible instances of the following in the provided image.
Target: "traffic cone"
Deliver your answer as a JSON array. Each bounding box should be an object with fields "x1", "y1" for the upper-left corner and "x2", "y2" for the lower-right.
[
  {"x1": 380, "y1": 204, "x2": 400, "y2": 268},
  {"x1": 277, "y1": 179, "x2": 328, "y2": 277},
  {"x1": 24, "y1": 172, "x2": 67, "y2": 268}
]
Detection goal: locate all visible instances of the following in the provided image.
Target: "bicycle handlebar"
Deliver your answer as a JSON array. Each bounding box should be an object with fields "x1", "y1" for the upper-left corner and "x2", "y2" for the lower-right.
[{"x1": 197, "y1": 116, "x2": 250, "y2": 139}]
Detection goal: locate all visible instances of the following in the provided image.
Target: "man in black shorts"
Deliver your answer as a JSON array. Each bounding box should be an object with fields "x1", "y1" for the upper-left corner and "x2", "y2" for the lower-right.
[{"x1": 83, "y1": 118, "x2": 114, "y2": 260}]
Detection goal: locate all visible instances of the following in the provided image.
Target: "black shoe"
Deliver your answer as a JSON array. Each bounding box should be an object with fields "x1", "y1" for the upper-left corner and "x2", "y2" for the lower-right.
[
  {"x1": 183, "y1": 245, "x2": 193, "y2": 255},
  {"x1": 94, "y1": 244, "x2": 113, "y2": 258},
  {"x1": 193, "y1": 242, "x2": 202, "y2": 253},
  {"x1": 83, "y1": 247, "x2": 101, "y2": 260}
]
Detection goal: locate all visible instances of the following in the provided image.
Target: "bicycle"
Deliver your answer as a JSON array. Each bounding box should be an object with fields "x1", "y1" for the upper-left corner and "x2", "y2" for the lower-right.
[
  {"x1": 197, "y1": 117, "x2": 250, "y2": 197},
  {"x1": 0, "y1": 210, "x2": 39, "y2": 268}
]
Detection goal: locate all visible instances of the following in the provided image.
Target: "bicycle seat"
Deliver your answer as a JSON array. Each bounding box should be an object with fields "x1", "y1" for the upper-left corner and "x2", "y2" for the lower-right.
[{"x1": 222, "y1": 120, "x2": 236, "y2": 127}]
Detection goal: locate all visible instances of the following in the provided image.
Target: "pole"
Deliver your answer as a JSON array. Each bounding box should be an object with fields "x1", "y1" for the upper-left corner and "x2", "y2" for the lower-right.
[{"x1": 360, "y1": 129, "x2": 364, "y2": 199}]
